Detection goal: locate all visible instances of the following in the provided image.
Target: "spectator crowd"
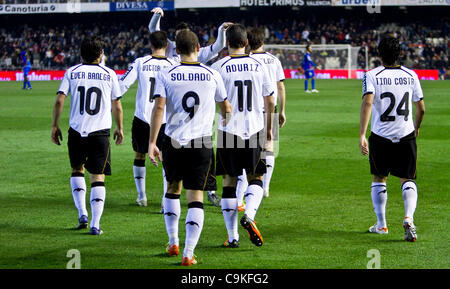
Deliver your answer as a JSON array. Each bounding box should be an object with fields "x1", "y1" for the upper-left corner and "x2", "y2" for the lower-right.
[{"x1": 0, "y1": 9, "x2": 448, "y2": 78}]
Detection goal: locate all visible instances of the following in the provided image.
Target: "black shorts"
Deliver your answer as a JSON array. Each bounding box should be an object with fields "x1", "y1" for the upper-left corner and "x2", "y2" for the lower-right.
[
  {"x1": 68, "y1": 127, "x2": 111, "y2": 175},
  {"x1": 216, "y1": 130, "x2": 267, "y2": 177},
  {"x1": 131, "y1": 116, "x2": 166, "y2": 154},
  {"x1": 162, "y1": 136, "x2": 216, "y2": 191},
  {"x1": 369, "y1": 132, "x2": 417, "y2": 179}
]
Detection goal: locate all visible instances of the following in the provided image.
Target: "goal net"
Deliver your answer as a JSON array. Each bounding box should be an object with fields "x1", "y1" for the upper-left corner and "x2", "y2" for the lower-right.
[{"x1": 263, "y1": 44, "x2": 367, "y2": 79}]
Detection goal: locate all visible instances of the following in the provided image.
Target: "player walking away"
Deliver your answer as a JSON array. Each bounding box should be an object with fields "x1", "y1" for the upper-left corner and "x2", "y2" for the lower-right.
[
  {"x1": 302, "y1": 45, "x2": 318, "y2": 93},
  {"x1": 21, "y1": 50, "x2": 32, "y2": 90},
  {"x1": 211, "y1": 24, "x2": 275, "y2": 248},
  {"x1": 246, "y1": 27, "x2": 286, "y2": 199},
  {"x1": 149, "y1": 7, "x2": 232, "y2": 207},
  {"x1": 360, "y1": 37, "x2": 425, "y2": 242},
  {"x1": 148, "y1": 30, "x2": 232, "y2": 266},
  {"x1": 51, "y1": 36, "x2": 124, "y2": 235},
  {"x1": 119, "y1": 31, "x2": 176, "y2": 208}
]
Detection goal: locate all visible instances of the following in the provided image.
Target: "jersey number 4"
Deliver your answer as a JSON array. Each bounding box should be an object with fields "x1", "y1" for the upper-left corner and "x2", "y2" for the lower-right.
[
  {"x1": 78, "y1": 86, "x2": 101, "y2": 115},
  {"x1": 380, "y1": 92, "x2": 409, "y2": 122}
]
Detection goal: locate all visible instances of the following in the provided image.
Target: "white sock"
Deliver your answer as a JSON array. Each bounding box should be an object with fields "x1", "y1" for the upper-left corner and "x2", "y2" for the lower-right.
[
  {"x1": 133, "y1": 165, "x2": 146, "y2": 200},
  {"x1": 402, "y1": 181, "x2": 418, "y2": 221},
  {"x1": 184, "y1": 203, "x2": 204, "y2": 258},
  {"x1": 263, "y1": 155, "x2": 275, "y2": 192},
  {"x1": 236, "y1": 169, "x2": 248, "y2": 207},
  {"x1": 70, "y1": 174, "x2": 88, "y2": 218},
  {"x1": 244, "y1": 181, "x2": 264, "y2": 221},
  {"x1": 371, "y1": 182, "x2": 387, "y2": 228},
  {"x1": 163, "y1": 193, "x2": 181, "y2": 246},
  {"x1": 221, "y1": 193, "x2": 239, "y2": 242},
  {"x1": 90, "y1": 183, "x2": 106, "y2": 229}
]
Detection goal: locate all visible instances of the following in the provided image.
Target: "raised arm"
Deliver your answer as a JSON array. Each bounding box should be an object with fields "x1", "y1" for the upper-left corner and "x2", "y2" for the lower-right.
[{"x1": 148, "y1": 8, "x2": 163, "y2": 33}]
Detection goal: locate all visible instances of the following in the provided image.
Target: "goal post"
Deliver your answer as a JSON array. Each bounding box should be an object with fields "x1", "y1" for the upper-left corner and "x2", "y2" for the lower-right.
[{"x1": 263, "y1": 44, "x2": 367, "y2": 79}]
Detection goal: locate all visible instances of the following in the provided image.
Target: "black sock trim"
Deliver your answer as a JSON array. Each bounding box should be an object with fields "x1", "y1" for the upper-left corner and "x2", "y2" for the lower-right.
[
  {"x1": 71, "y1": 172, "x2": 84, "y2": 177},
  {"x1": 165, "y1": 193, "x2": 181, "y2": 199},
  {"x1": 222, "y1": 186, "x2": 237, "y2": 198},
  {"x1": 248, "y1": 179, "x2": 263, "y2": 188},
  {"x1": 188, "y1": 201, "x2": 204, "y2": 209},
  {"x1": 91, "y1": 182, "x2": 105, "y2": 187},
  {"x1": 134, "y1": 159, "x2": 145, "y2": 167}
]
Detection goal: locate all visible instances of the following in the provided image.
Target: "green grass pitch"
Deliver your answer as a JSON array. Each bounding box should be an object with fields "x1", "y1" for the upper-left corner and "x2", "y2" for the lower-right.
[{"x1": 0, "y1": 79, "x2": 448, "y2": 269}]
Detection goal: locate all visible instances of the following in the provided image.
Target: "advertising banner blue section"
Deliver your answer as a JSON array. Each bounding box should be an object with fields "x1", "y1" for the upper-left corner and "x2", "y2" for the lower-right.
[{"x1": 110, "y1": 1, "x2": 174, "y2": 12}]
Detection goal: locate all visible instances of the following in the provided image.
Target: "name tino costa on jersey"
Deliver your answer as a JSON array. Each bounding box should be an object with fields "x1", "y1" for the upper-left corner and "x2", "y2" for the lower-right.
[
  {"x1": 250, "y1": 51, "x2": 285, "y2": 106},
  {"x1": 153, "y1": 61, "x2": 228, "y2": 146},
  {"x1": 57, "y1": 63, "x2": 122, "y2": 137},
  {"x1": 119, "y1": 55, "x2": 177, "y2": 125},
  {"x1": 211, "y1": 54, "x2": 274, "y2": 140},
  {"x1": 363, "y1": 65, "x2": 423, "y2": 143}
]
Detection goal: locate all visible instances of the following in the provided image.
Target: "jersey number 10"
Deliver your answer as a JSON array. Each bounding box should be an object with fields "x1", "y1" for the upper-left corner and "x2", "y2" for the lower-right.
[{"x1": 78, "y1": 86, "x2": 102, "y2": 116}]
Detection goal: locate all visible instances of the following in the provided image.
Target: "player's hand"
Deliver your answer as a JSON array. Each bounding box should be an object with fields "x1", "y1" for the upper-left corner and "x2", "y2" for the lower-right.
[
  {"x1": 51, "y1": 126, "x2": 63, "y2": 145},
  {"x1": 222, "y1": 112, "x2": 232, "y2": 127},
  {"x1": 221, "y1": 22, "x2": 233, "y2": 30},
  {"x1": 113, "y1": 128, "x2": 124, "y2": 145},
  {"x1": 151, "y1": 7, "x2": 164, "y2": 16},
  {"x1": 148, "y1": 143, "x2": 162, "y2": 167},
  {"x1": 279, "y1": 112, "x2": 286, "y2": 128},
  {"x1": 266, "y1": 130, "x2": 273, "y2": 143},
  {"x1": 414, "y1": 128, "x2": 420, "y2": 138},
  {"x1": 359, "y1": 135, "x2": 369, "y2": 155}
]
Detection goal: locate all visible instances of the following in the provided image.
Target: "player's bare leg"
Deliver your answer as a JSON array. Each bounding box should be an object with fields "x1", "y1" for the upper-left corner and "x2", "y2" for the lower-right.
[
  {"x1": 369, "y1": 175, "x2": 388, "y2": 235},
  {"x1": 70, "y1": 165, "x2": 88, "y2": 229},
  {"x1": 400, "y1": 178, "x2": 418, "y2": 242},
  {"x1": 182, "y1": 189, "x2": 204, "y2": 266},
  {"x1": 163, "y1": 180, "x2": 182, "y2": 256},
  {"x1": 221, "y1": 175, "x2": 240, "y2": 248},
  {"x1": 89, "y1": 173, "x2": 106, "y2": 235},
  {"x1": 133, "y1": 152, "x2": 147, "y2": 206}
]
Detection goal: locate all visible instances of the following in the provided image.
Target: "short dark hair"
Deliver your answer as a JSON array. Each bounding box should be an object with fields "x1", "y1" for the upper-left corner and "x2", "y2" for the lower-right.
[
  {"x1": 175, "y1": 22, "x2": 190, "y2": 32},
  {"x1": 226, "y1": 24, "x2": 247, "y2": 49},
  {"x1": 247, "y1": 27, "x2": 265, "y2": 50},
  {"x1": 150, "y1": 31, "x2": 168, "y2": 50},
  {"x1": 378, "y1": 37, "x2": 401, "y2": 66},
  {"x1": 81, "y1": 36, "x2": 103, "y2": 63},
  {"x1": 175, "y1": 30, "x2": 198, "y2": 55}
]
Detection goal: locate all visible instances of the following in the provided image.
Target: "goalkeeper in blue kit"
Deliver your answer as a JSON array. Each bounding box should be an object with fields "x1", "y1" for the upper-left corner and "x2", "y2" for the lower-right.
[
  {"x1": 21, "y1": 50, "x2": 32, "y2": 90},
  {"x1": 302, "y1": 45, "x2": 318, "y2": 93}
]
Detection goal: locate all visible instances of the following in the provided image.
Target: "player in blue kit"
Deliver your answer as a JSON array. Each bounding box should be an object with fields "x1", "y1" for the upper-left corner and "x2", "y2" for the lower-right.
[
  {"x1": 302, "y1": 45, "x2": 318, "y2": 93},
  {"x1": 21, "y1": 50, "x2": 32, "y2": 90}
]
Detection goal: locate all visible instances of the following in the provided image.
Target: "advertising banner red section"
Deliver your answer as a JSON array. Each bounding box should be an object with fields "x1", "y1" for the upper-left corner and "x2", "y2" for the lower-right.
[
  {"x1": 285, "y1": 69, "x2": 439, "y2": 80},
  {"x1": 0, "y1": 69, "x2": 439, "y2": 81}
]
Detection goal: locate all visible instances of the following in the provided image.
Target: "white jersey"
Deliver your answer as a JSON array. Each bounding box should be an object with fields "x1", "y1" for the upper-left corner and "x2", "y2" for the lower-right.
[
  {"x1": 154, "y1": 61, "x2": 228, "y2": 145},
  {"x1": 250, "y1": 51, "x2": 285, "y2": 106},
  {"x1": 148, "y1": 13, "x2": 225, "y2": 64},
  {"x1": 119, "y1": 55, "x2": 177, "y2": 124},
  {"x1": 211, "y1": 54, "x2": 274, "y2": 139},
  {"x1": 57, "y1": 63, "x2": 122, "y2": 137},
  {"x1": 363, "y1": 65, "x2": 424, "y2": 142}
]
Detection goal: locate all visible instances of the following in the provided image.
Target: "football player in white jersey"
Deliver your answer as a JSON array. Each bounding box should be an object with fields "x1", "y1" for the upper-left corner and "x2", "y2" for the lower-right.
[
  {"x1": 211, "y1": 24, "x2": 275, "y2": 248},
  {"x1": 148, "y1": 7, "x2": 232, "y2": 64},
  {"x1": 245, "y1": 27, "x2": 287, "y2": 200},
  {"x1": 149, "y1": 7, "x2": 230, "y2": 207},
  {"x1": 51, "y1": 37, "x2": 124, "y2": 235},
  {"x1": 360, "y1": 37, "x2": 425, "y2": 242},
  {"x1": 119, "y1": 31, "x2": 177, "y2": 208},
  {"x1": 147, "y1": 30, "x2": 232, "y2": 266}
]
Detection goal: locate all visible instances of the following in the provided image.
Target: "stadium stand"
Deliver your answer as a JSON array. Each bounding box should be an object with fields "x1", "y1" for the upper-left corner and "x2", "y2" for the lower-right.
[{"x1": 0, "y1": 6, "x2": 448, "y2": 78}]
